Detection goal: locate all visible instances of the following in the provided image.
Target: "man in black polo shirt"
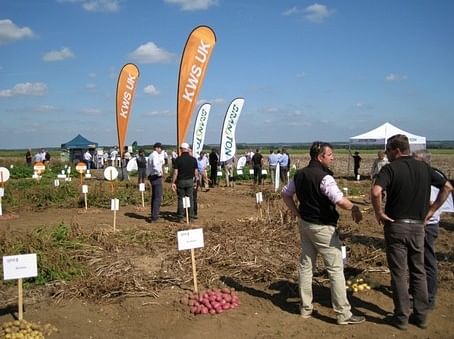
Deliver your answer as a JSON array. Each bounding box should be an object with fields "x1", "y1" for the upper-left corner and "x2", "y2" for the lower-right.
[
  {"x1": 171, "y1": 142, "x2": 199, "y2": 222},
  {"x1": 371, "y1": 134, "x2": 452, "y2": 330},
  {"x1": 281, "y1": 141, "x2": 365, "y2": 325}
]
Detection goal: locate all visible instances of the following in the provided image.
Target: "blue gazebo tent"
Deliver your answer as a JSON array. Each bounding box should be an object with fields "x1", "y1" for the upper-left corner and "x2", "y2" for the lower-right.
[{"x1": 61, "y1": 134, "x2": 98, "y2": 163}]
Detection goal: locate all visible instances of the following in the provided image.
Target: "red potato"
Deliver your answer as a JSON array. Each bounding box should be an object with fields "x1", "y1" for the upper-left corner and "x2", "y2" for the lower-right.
[
  {"x1": 212, "y1": 302, "x2": 220, "y2": 309},
  {"x1": 208, "y1": 295, "x2": 216, "y2": 302},
  {"x1": 215, "y1": 307, "x2": 223, "y2": 314},
  {"x1": 220, "y1": 299, "x2": 226, "y2": 305},
  {"x1": 222, "y1": 303, "x2": 230, "y2": 310},
  {"x1": 201, "y1": 306, "x2": 209, "y2": 314},
  {"x1": 209, "y1": 309, "x2": 216, "y2": 315},
  {"x1": 221, "y1": 287, "x2": 230, "y2": 293},
  {"x1": 223, "y1": 294, "x2": 232, "y2": 302}
]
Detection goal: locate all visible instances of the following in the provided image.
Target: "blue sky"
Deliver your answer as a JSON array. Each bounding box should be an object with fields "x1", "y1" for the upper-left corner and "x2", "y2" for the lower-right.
[{"x1": 1, "y1": 0, "x2": 453, "y2": 149}]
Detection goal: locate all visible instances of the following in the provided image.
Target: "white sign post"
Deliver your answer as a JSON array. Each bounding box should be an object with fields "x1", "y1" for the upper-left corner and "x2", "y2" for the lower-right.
[
  {"x1": 256, "y1": 192, "x2": 263, "y2": 219},
  {"x1": 82, "y1": 184, "x2": 89, "y2": 210},
  {"x1": 111, "y1": 198, "x2": 119, "y2": 232},
  {"x1": 177, "y1": 228, "x2": 204, "y2": 293},
  {"x1": 75, "y1": 162, "x2": 87, "y2": 185},
  {"x1": 139, "y1": 183, "x2": 145, "y2": 207},
  {"x1": 3, "y1": 254, "x2": 38, "y2": 320},
  {"x1": 0, "y1": 167, "x2": 11, "y2": 216},
  {"x1": 274, "y1": 163, "x2": 280, "y2": 192},
  {"x1": 183, "y1": 196, "x2": 191, "y2": 224}
]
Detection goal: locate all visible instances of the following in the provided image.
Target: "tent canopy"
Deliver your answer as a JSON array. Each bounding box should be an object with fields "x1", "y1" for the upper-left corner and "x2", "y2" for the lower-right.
[
  {"x1": 61, "y1": 134, "x2": 98, "y2": 150},
  {"x1": 350, "y1": 122, "x2": 426, "y2": 151}
]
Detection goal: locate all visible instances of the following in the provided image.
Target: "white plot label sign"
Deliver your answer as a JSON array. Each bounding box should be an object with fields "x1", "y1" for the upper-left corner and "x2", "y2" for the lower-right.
[
  {"x1": 3, "y1": 254, "x2": 38, "y2": 280},
  {"x1": 177, "y1": 228, "x2": 204, "y2": 251}
]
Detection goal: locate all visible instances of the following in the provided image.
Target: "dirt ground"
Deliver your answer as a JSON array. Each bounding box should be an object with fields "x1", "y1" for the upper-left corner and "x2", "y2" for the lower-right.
[{"x1": 1, "y1": 158, "x2": 454, "y2": 338}]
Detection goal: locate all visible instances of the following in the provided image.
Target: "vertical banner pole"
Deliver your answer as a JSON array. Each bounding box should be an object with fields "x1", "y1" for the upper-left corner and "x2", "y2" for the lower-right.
[
  {"x1": 18, "y1": 278, "x2": 23, "y2": 320},
  {"x1": 191, "y1": 248, "x2": 198, "y2": 293}
]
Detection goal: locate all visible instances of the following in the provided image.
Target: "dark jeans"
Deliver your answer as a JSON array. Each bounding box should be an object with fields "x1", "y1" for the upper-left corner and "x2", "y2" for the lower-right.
[
  {"x1": 424, "y1": 222, "x2": 439, "y2": 308},
  {"x1": 210, "y1": 166, "x2": 217, "y2": 186},
  {"x1": 280, "y1": 166, "x2": 288, "y2": 184},
  {"x1": 149, "y1": 175, "x2": 162, "y2": 220},
  {"x1": 177, "y1": 178, "x2": 194, "y2": 219},
  {"x1": 138, "y1": 167, "x2": 147, "y2": 184},
  {"x1": 384, "y1": 221, "x2": 428, "y2": 324},
  {"x1": 253, "y1": 165, "x2": 262, "y2": 184}
]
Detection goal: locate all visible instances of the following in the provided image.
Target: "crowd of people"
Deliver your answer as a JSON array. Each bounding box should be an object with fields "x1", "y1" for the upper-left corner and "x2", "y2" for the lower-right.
[
  {"x1": 282, "y1": 135, "x2": 453, "y2": 329},
  {"x1": 23, "y1": 137, "x2": 453, "y2": 330}
]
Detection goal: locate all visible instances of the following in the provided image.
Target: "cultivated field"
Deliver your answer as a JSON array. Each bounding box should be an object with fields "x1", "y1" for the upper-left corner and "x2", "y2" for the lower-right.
[{"x1": 0, "y1": 150, "x2": 453, "y2": 339}]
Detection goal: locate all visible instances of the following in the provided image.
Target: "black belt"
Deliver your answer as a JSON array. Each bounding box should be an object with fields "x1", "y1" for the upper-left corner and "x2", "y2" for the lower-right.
[{"x1": 393, "y1": 219, "x2": 423, "y2": 224}]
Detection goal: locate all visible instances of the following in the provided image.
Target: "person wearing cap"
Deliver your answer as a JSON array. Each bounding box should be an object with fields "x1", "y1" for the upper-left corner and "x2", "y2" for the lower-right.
[
  {"x1": 147, "y1": 142, "x2": 164, "y2": 222},
  {"x1": 172, "y1": 142, "x2": 199, "y2": 222}
]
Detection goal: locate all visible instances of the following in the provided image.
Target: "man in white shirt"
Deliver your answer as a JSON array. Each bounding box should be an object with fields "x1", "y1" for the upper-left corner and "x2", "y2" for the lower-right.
[
  {"x1": 83, "y1": 150, "x2": 92, "y2": 170},
  {"x1": 147, "y1": 142, "x2": 164, "y2": 222},
  {"x1": 281, "y1": 141, "x2": 365, "y2": 325}
]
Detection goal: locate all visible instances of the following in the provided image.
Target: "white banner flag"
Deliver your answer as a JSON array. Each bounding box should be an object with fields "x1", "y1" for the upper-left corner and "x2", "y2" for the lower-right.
[
  {"x1": 220, "y1": 98, "x2": 245, "y2": 162},
  {"x1": 191, "y1": 103, "x2": 211, "y2": 159}
]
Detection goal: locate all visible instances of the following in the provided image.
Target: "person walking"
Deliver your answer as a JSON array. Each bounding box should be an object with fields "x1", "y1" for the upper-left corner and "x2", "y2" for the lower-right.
[
  {"x1": 351, "y1": 151, "x2": 362, "y2": 179},
  {"x1": 147, "y1": 142, "x2": 164, "y2": 222},
  {"x1": 209, "y1": 148, "x2": 219, "y2": 187},
  {"x1": 251, "y1": 148, "x2": 263, "y2": 185},
  {"x1": 171, "y1": 143, "x2": 199, "y2": 222},
  {"x1": 279, "y1": 148, "x2": 290, "y2": 185},
  {"x1": 268, "y1": 149, "x2": 278, "y2": 186},
  {"x1": 136, "y1": 148, "x2": 147, "y2": 185},
  {"x1": 281, "y1": 141, "x2": 365, "y2": 325},
  {"x1": 25, "y1": 148, "x2": 32, "y2": 166},
  {"x1": 371, "y1": 134, "x2": 452, "y2": 330},
  {"x1": 370, "y1": 150, "x2": 389, "y2": 181}
]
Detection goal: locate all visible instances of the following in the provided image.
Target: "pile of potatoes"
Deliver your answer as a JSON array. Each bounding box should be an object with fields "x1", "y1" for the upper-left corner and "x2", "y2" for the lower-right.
[
  {"x1": 346, "y1": 277, "x2": 371, "y2": 293},
  {"x1": 181, "y1": 287, "x2": 240, "y2": 315},
  {"x1": 0, "y1": 319, "x2": 57, "y2": 339}
]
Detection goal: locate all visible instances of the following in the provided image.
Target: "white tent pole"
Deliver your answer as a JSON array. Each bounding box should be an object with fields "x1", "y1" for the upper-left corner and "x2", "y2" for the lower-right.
[{"x1": 347, "y1": 142, "x2": 351, "y2": 178}]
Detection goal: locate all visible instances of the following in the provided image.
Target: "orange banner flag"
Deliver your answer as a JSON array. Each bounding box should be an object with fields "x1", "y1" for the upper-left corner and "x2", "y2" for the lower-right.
[
  {"x1": 177, "y1": 25, "x2": 216, "y2": 148},
  {"x1": 116, "y1": 63, "x2": 140, "y2": 156}
]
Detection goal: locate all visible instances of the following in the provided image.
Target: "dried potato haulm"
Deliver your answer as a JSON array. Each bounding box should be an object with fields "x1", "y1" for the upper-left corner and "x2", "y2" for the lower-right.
[{"x1": 0, "y1": 319, "x2": 57, "y2": 339}]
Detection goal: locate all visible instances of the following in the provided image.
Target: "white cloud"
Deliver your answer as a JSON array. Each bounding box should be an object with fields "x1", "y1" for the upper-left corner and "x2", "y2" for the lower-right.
[
  {"x1": 282, "y1": 6, "x2": 300, "y2": 16},
  {"x1": 0, "y1": 82, "x2": 47, "y2": 97},
  {"x1": 385, "y1": 73, "x2": 407, "y2": 82},
  {"x1": 81, "y1": 108, "x2": 102, "y2": 115},
  {"x1": 304, "y1": 3, "x2": 334, "y2": 23},
  {"x1": 0, "y1": 19, "x2": 35, "y2": 44},
  {"x1": 128, "y1": 42, "x2": 175, "y2": 64},
  {"x1": 142, "y1": 110, "x2": 172, "y2": 117},
  {"x1": 144, "y1": 84, "x2": 160, "y2": 96},
  {"x1": 43, "y1": 47, "x2": 75, "y2": 62},
  {"x1": 85, "y1": 83, "x2": 97, "y2": 90},
  {"x1": 164, "y1": 0, "x2": 218, "y2": 11},
  {"x1": 296, "y1": 72, "x2": 305, "y2": 79},
  {"x1": 34, "y1": 105, "x2": 58, "y2": 112},
  {"x1": 58, "y1": 0, "x2": 120, "y2": 12}
]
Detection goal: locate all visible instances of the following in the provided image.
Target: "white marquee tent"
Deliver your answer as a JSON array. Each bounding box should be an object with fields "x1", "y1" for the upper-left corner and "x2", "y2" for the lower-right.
[{"x1": 350, "y1": 122, "x2": 426, "y2": 152}]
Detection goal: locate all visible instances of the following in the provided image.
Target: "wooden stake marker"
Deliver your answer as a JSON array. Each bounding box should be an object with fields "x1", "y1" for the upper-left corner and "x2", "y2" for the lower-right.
[
  {"x1": 75, "y1": 162, "x2": 87, "y2": 185},
  {"x1": 256, "y1": 191, "x2": 263, "y2": 219},
  {"x1": 82, "y1": 184, "x2": 89, "y2": 210},
  {"x1": 3, "y1": 254, "x2": 38, "y2": 320},
  {"x1": 104, "y1": 167, "x2": 119, "y2": 231},
  {"x1": 177, "y1": 228, "x2": 204, "y2": 293},
  {"x1": 139, "y1": 183, "x2": 145, "y2": 207}
]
